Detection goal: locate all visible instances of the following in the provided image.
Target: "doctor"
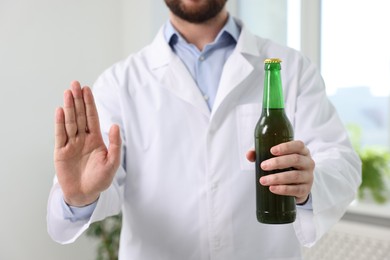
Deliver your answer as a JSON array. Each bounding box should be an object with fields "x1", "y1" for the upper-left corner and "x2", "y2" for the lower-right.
[{"x1": 48, "y1": 0, "x2": 361, "y2": 259}]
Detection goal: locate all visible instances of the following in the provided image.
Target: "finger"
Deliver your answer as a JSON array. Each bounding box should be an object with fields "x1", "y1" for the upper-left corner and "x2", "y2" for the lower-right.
[
  {"x1": 107, "y1": 124, "x2": 122, "y2": 169},
  {"x1": 82, "y1": 86, "x2": 100, "y2": 135},
  {"x1": 246, "y1": 149, "x2": 256, "y2": 162},
  {"x1": 261, "y1": 153, "x2": 314, "y2": 171},
  {"x1": 70, "y1": 81, "x2": 87, "y2": 135},
  {"x1": 63, "y1": 89, "x2": 78, "y2": 138},
  {"x1": 260, "y1": 170, "x2": 309, "y2": 186},
  {"x1": 271, "y1": 140, "x2": 310, "y2": 156},
  {"x1": 54, "y1": 107, "x2": 67, "y2": 148},
  {"x1": 268, "y1": 184, "x2": 309, "y2": 200}
]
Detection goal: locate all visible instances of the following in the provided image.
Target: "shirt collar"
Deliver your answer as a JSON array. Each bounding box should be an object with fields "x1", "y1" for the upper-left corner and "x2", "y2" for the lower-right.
[{"x1": 164, "y1": 14, "x2": 241, "y2": 49}]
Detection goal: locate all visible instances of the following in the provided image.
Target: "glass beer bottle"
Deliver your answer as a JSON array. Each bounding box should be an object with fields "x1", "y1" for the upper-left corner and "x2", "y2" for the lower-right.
[{"x1": 254, "y1": 58, "x2": 296, "y2": 224}]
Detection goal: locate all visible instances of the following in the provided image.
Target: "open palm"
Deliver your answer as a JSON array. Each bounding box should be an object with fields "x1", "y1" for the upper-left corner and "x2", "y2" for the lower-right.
[{"x1": 54, "y1": 81, "x2": 121, "y2": 207}]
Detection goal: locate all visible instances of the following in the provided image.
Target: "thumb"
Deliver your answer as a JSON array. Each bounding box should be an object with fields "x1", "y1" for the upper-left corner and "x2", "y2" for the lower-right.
[
  {"x1": 107, "y1": 124, "x2": 122, "y2": 168},
  {"x1": 246, "y1": 148, "x2": 256, "y2": 162}
]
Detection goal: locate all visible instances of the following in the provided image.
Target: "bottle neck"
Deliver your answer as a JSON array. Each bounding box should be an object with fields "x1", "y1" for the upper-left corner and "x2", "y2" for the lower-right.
[{"x1": 262, "y1": 63, "x2": 285, "y2": 110}]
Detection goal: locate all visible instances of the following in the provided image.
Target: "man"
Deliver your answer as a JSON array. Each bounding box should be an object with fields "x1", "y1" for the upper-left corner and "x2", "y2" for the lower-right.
[{"x1": 47, "y1": 0, "x2": 361, "y2": 259}]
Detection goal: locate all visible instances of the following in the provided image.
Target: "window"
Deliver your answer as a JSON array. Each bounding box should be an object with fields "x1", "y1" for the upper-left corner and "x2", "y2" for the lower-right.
[
  {"x1": 321, "y1": 0, "x2": 390, "y2": 210},
  {"x1": 236, "y1": 0, "x2": 390, "y2": 209},
  {"x1": 235, "y1": 0, "x2": 301, "y2": 50},
  {"x1": 321, "y1": 0, "x2": 390, "y2": 148}
]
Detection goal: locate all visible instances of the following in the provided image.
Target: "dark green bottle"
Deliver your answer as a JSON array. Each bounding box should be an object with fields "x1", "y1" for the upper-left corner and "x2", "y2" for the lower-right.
[{"x1": 254, "y1": 58, "x2": 296, "y2": 224}]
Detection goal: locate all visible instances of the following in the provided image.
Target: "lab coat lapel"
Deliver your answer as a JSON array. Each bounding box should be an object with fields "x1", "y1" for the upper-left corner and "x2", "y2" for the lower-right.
[
  {"x1": 147, "y1": 22, "x2": 262, "y2": 119},
  {"x1": 212, "y1": 24, "x2": 261, "y2": 117},
  {"x1": 161, "y1": 56, "x2": 210, "y2": 117},
  {"x1": 148, "y1": 28, "x2": 210, "y2": 118}
]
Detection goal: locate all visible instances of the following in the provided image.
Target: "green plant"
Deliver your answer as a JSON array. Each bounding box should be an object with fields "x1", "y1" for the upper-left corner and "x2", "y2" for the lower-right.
[
  {"x1": 359, "y1": 148, "x2": 390, "y2": 203},
  {"x1": 348, "y1": 125, "x2": 390, "y2": 203},
  {"x1": 86, "y1": 214, "x2": 122, "y2": 260}
]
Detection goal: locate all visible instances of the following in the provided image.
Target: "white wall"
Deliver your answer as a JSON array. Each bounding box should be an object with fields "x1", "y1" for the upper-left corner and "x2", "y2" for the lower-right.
[{"x1": 0, "y1": 1, "x2": 166, "y2": 259}]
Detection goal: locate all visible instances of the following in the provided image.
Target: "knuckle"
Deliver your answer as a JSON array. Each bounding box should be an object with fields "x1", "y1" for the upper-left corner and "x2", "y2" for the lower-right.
[
  {"x1": 281, "y1": 185, "x2": 291, "y2": 194},
  {"x1": 271, "y1": 174, "x2": 280, "y2": 183},
  {"x1": 291, "y1": 154, "x2": 301, "y2": 164},
  {"x1": 270, "y1": 157, "x2": 279, "y2": 168},
  {"x1": 279, "y1": 143, "x2": 288, "y2": 153},
  {"x1": 274, "y1": 185, "x2": 288, "y2": 194},
  {"x1": 297, "y1": 186, "x2": 308, "y2": 197},
  {"x1": 290, "y1": 171, "x2": 301, "y2": 183}
]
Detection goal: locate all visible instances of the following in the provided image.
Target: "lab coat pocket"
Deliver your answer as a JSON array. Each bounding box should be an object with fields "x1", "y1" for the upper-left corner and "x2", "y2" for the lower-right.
[{"x1": 236, "y1": 103, "x2": 262, "y2": 171}]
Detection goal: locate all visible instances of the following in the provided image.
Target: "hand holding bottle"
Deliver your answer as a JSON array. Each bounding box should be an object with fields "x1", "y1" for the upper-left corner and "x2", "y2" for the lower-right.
[
  {"x1": 246, "y1": 140, "x2": 314, "y2": 205},
  {"x1": 54, "y1": 81, "x2": 122, "y2": 207}
]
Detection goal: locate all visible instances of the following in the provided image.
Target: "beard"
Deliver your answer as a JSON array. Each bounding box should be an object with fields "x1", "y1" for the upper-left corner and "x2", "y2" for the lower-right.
[{"x1": 164, "y1": 0, "x2": 227, "y2": 23}]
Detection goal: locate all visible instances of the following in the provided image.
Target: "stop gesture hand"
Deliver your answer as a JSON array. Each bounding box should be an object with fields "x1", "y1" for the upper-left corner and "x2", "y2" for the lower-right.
[{"x1": 54, "y1": 81, "x2": 121, "y2": 207}]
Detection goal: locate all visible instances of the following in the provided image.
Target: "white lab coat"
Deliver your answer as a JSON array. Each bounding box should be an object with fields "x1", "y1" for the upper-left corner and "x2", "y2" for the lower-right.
[{"x1": 47, "y1": 19, "x2": 361, "y2": 260}]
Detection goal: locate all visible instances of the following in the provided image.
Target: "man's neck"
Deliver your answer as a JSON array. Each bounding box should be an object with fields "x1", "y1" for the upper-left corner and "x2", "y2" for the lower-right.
[{"x1": 169, "y1": 9, "x2": 229, "y2": 51}]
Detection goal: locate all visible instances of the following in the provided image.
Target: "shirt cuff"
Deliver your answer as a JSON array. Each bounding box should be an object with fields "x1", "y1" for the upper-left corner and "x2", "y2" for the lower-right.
[{"x1": 61, "y1": 198, "x2": 97, "y2": 222}]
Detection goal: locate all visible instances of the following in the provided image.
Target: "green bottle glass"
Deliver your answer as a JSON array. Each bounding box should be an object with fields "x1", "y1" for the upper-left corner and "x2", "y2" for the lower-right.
[{"x1": 254, "y1": 58, "x2": 296, "y2": 224}]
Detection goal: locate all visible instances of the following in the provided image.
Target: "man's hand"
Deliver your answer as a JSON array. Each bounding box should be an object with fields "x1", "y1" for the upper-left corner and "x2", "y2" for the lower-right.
[
  {"x1": 246, "y1": 140, "x2": 315, "y2": 204},
  {"x1": 54, "y1": 81, "x2": 121, "y2": 207}
]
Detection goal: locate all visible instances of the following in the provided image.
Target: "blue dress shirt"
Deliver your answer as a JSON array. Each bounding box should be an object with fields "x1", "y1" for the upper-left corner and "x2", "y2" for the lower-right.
[{"x1": 164, "y1": 15, "x2": 240, "y2": 109}]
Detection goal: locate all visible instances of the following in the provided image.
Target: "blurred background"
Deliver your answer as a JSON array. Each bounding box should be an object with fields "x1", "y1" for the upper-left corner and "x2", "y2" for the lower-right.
[{"x1": 0, "y1": 0, "x2": 389, "y2": 259}]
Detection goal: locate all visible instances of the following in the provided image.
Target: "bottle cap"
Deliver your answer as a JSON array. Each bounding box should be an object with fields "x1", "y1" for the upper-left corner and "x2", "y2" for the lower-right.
[{"x1": 264, "y1": 58, "x2": 282, "y2": 64}]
